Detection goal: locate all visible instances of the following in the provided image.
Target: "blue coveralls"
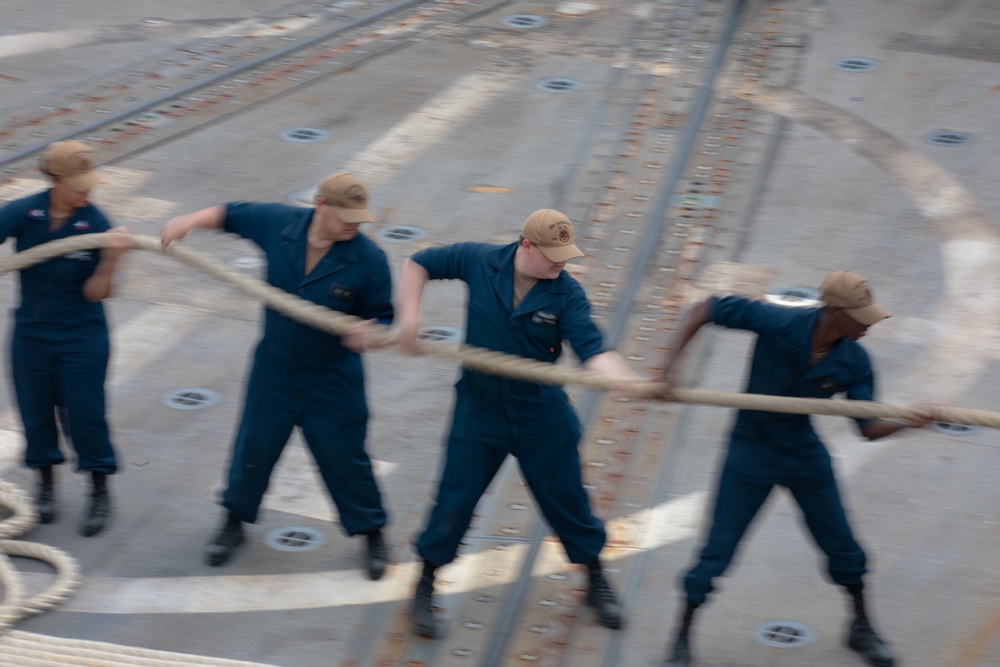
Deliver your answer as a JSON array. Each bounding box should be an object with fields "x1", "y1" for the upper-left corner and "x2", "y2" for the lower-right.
[
  {"x1": 219, "y1": 203, "x2": 392, "y2": 535},
  {"x1": 0, "y1": 190, "x2": 117, "y2": 474},
  {"x1": 413, "y1": 242, "x2": 608, "y2": 567},
  {"x1": 684, "y1": 295, "x2": 872, "y2": 605}
]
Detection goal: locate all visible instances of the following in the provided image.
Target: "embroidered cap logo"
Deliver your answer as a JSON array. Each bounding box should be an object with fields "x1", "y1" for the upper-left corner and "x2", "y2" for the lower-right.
[
  {"x1": 344, "y1": 184, "x2": 366, "y2": 206},
  {"x1": 73, "y1": 152, "x2": 92, "y2": 172}
]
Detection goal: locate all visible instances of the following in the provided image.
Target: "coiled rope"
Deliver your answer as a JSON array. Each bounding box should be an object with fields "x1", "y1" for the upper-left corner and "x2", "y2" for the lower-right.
[
  {"x1": 0, "y1": 232, "x2": 996, "y2": 655},
  {"x1": 0, "y1": 480, "x2": 80, "y2": 631}
]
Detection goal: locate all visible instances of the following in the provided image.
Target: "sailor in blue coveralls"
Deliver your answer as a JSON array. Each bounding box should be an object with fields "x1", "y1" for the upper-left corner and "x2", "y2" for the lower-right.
[
  {"x1": 0, "y1": 141, "x2": 130, "y2": 537},
  {"x1": 161, "y1": 173, "x2": 392, "y2": 579},
  {"x1": 659, "y1": 271, "x2": 933, "y2": 667},
  {"x1": 396, "y1": 209, "x2": 642, "y2": 638}
]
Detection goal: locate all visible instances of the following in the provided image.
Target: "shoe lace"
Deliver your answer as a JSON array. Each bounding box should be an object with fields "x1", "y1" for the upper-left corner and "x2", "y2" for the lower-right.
[
  {"x1": 368, "y1": 533, "x2": 387, "y2": 557},
  {"x1": 854, "y1": 620, "x2": 883, "y2": 645},
  {"x1": 590, "y1": 572, "x2": 616, "y2": 605},
  {"x1": 89, "y1": 494, "x2": 110, "y2": 517},
  {"x1": 216, "y1": 523, "x2": 242, "y2": 547},
  {"x1": 416, "y1": 577, "x2": 434, "y2": 604}
]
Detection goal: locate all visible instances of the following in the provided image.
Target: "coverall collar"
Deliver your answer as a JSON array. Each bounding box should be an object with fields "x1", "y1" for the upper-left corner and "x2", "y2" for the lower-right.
[
  {"x1": 280, "y1": 217, "x2": 361, "y2": 287},
  {"x1": 794, "y1": 307, "x2": 854, "y2": 380},
  {"x1": 486, "y1": 243, "x2": 567, "y2": 317}
]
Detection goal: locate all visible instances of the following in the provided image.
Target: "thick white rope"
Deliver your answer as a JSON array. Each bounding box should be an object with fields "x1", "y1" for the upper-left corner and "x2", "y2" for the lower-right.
[{"x1": 0, "y1": 232, "x2": 993, "y2": 664}]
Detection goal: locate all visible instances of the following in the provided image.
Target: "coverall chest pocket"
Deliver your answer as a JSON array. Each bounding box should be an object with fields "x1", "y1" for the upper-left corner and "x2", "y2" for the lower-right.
[
  {"x1": 524, "y1": 310, "x2": 560, "y2": 346},
  {"x1": 51, "y1": 252, "x2": 96, "y2": 285},
  {"x1": 816, "y1": 373, "x2": 853, "y2": 397},
  {"x1": 325, "y1": 283, "x2": 359, "y2": 314}
]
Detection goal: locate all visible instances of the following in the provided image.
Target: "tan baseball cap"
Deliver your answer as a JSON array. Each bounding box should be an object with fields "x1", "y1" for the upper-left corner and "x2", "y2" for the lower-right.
[
  {"x1": 521, "y1": 209, "x2": 584, "y2": 263},
  {"x1": 317, "y1": 172, "x2": 373, "y2": 223},
  {"x1": 39, "y1": 141, "x2": 102, "y2": 192},
  {"x1": 819, "y1": 270, "x2": 890, "y2": 326}
]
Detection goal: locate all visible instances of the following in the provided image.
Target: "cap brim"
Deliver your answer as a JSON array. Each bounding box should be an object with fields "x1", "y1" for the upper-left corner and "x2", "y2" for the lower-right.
[
  {"x1": 845, "y1": 303, "x2": 890, "y2": 326},
  {"x1": 63, "y1": 171, "x2": 101, "y2": 192},
  {"x1": 539, "y1": 243, "x2": 585, "y2": 263},
  {"x1": 333, "y1": 206, "x2": 373, "y2": 224}
]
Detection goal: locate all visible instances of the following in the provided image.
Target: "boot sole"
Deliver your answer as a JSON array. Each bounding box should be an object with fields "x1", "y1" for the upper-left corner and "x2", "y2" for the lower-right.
[
  {"x1": 597, "y1": 615, "x2": 623, "y2": 629},
  {"x1": 205, "y1": 549, "x2": 236, "y2": 567},
  {"x1": 585, "y1": 595, "x2": 624, "y2": 629},
  {"x1": 205, "y1": 537, "x2": 244, "y2": 567},
  {"x1": 207, "y1": 553, "x2": 225, "y2": 566},
  {"x1": 848, "y1": 639, "x2": 894, "y2": 667},
  {"x1": 80, "y1": 521, "x2": 106, "y2": 537},
  {"x1": 412, "y1": 621, "x2": 438, "y2": 639},
  {"x1": 366, "y1": 545, "x2": 389, "y2": 580},
  {"x1": 38, "y1": 496, "x2": 55, "y2": 524},
  {"x1": 663, "y1": 648, "x2": 692, "y2": 666},
  {"x1": 411, "y1": 596, "x2": 439, "y2": 638},
  {"x1": 411, "y1": 608, "x2": 439, "y2": 639}
]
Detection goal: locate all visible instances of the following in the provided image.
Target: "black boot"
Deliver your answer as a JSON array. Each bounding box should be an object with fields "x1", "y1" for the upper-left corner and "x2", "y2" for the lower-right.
[
  {"x1": 80, "y1": 472, "x2": 110, "y2": 537},
  {"x1": 37, "y1": 467, "x2": 55, "y2": 524},
  {"x1": 411, "y1": 560, "x2": 439, "y2": 638},
  {"x1": 585, "y1": 561, "x2": 623, "y2": 629},
  {"x1": 664, "y1": 600, "x2": 698, "y2": 666},
  {"x1": 365, "y1": 529, "x2": 389, "y2": 580},
  {"x1": 204, "y1": 511, "x2": 245, "y2": 566},
  {"x1": 845, "y1": 584, "x2": 895, "y2": 666}
]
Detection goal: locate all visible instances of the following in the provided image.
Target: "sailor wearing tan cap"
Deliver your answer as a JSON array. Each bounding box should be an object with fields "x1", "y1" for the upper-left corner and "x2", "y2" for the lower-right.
[
  {"x1": 0, "y1": 141, "x2": 131, "y2": 537},
  {"x1": 657, "y1": 271, "x2": 933, "y2": 667},
  {"x1": 161, "y1": 173, "x2": 392, "y2": 579},
  {"x1": 396, "y1": 209, "x2": 643, "y2": 638}
]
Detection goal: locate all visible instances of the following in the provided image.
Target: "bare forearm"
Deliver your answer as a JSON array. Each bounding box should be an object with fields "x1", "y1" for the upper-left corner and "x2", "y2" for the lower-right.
[
  {"x1": 183, "y1": 205, "x2": 226, "y2": 231},
  {"x1": 161, "y1": 205, "x2": 226, "y2": 247},
  {"x1": 583, "y1": 351, "x2": 641, "y2": 380},
  {"x1": 661, "y1": 298, "x2": 714, "y2": 374},
  {"x1": 83, "y1": 229, "x2": 130, "y2": 302},
  {"x1": 861, "y1": 418, "x2": 916, "y2": 441},
  {"x1": 82, "y1": 260, "x2": 118, "y2": 302},
  {"x1": 397, "y1": 259, "x2": 429, "y2": 328}
]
